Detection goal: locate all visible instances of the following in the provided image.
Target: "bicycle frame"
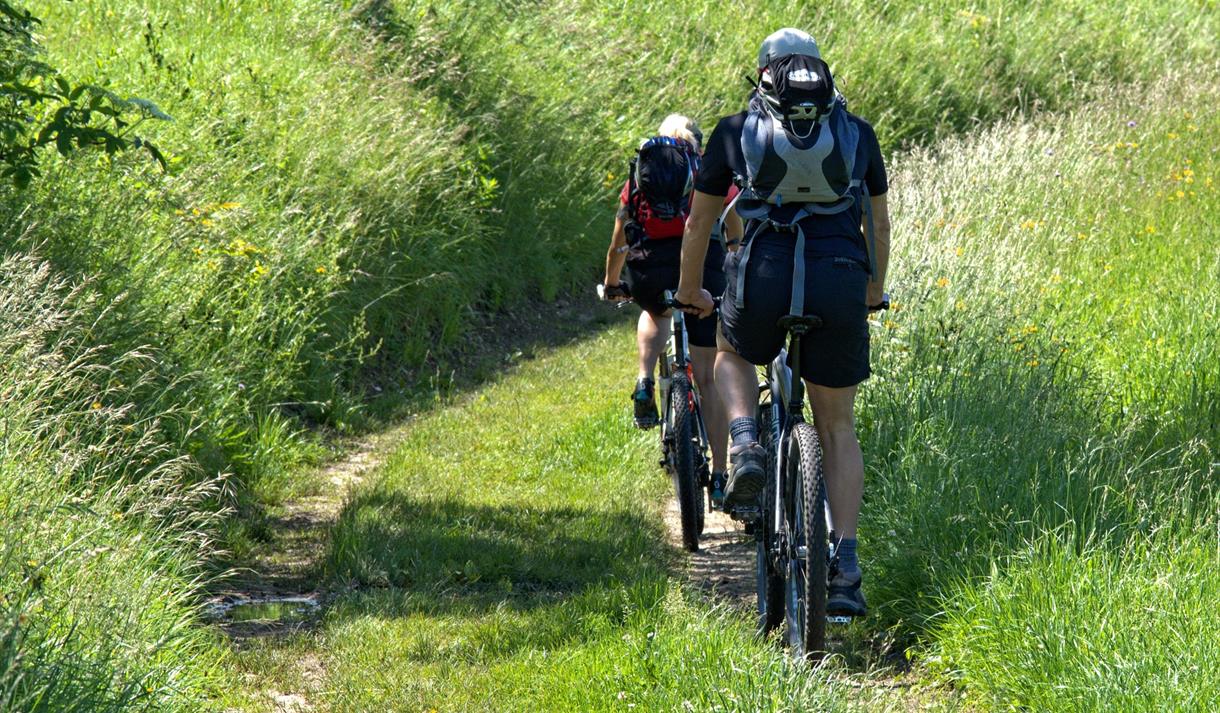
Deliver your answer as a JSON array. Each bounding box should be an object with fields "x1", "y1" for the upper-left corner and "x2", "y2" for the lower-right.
[{"x1": 659, "y1": 303, "x2": 711, "y2": 464}]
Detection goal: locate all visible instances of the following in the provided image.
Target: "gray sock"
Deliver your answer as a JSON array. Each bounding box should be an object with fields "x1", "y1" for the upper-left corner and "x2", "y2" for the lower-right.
[{"x1": 728, "y1": 417, "x2": 758, "y2": 446}]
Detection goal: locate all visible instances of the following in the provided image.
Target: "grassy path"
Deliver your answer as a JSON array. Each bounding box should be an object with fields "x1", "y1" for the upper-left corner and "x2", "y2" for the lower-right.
[{"x1": 220, "y1": 320, "x2": 952, "y2": 711}]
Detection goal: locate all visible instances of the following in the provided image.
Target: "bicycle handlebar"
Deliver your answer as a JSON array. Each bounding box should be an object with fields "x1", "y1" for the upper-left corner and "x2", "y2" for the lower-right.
[{"x1": 663, "y1": 290, "x2": 722, "y2": 313}]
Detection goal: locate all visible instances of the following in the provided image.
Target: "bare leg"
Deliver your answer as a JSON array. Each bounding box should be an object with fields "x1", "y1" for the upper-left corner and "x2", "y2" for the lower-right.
[
  {"x1": 713, "y1": 330, "x2": 758, "y2": 423},
  {"x1": 807, "y1": 383, "x2": 863, "y2": 538},
  {"x1": 691, "y1": 345, "x2": 727, "y2": 472},
  {"x1": 637, "y1": 309, "x2": 671, "y2": 380}
]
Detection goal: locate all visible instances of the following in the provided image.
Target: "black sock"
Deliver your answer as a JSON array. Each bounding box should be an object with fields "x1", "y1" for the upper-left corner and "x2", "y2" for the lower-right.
[{"x1": 729, "y1": 416, "x2": 758, "y2": 446}]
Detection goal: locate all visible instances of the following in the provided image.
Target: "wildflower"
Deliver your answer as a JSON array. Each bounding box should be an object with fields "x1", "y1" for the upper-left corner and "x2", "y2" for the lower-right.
[
  {"x1": 1020, "y1": 219, "x2": 1038, "y2": 230},
  {"x1": 884, "y1": 319, "x2": 899, "y2": 329},
  {"x1": 251, "y1": 263, "x2": 269, "y2": 277},
  {"x1": 1077, "y1": 232, "x2": 1087, "y2": 241},
  {"x1": 1022, "y1": 324, "x2": 1038, "y2": 335},
  {"x1": 954, "y1": 300, "x2": 965, "y2": 311},
  {"x1": 200, "y1": 218, "x2": 214, "y2": 228},
  {"x1": 25, "y1": 560, "x2": 37, "y2": 568},
  {"x1": 1167, "y1": 132, "x2": 1179, "y2": 140},
  {"x1": 192, "y1": 247, "x2": 204, "y2": 256},
  {"x1": 1027, "y1": 359, "x2": 1040, "y2": 367},
  {"x1": 315, "y1": 266, "x2": 328, "y2": 274},
  {"x1": 1145, "y1": 226, "x2": 1156, "y2": 234},
  {"x1": 1104, "y1": 263, "x2": 1114, "y2": 272},
  {"x1": 936, "y1": 277, "x2": 950, "y2": 288},
  {"x1": 1176, "y1": 190, "x2": 1186, "y2": 199},
  {"x1": 1014, "y1": 343, "x2": 1025, "y2": 352},
  {"x1": 91, "y1": 401, "x2": 102, "y2": 410},
  {"x1": 954, "y1": 246, "x2": 964, "y2": 256},
  {"x1": 1050, "y1": 272, "x2": 1063, "y2": 284},
  {"x1": 218, "y1": 202, "x2": 242, "y2": 210},
  {"x1": 1127, "y1": 120, "x2": 1138, "y2": 128}
]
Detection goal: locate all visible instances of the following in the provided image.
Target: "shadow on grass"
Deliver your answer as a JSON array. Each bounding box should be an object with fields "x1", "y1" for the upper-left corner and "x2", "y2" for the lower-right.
[{"x1": 325, "y1": 489, "x2": 669, "y2": 610}]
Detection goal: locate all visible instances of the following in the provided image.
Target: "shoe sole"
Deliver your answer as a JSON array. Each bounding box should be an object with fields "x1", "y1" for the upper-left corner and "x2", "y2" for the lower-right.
[{"x1": 723, "y1": 467, "x2": 765, "y2": 510}]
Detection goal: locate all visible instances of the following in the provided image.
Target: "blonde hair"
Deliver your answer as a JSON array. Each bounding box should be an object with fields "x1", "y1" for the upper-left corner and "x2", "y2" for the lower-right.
[{"x1": 657, "y1": 114, "x2": 702, "y2": 151}]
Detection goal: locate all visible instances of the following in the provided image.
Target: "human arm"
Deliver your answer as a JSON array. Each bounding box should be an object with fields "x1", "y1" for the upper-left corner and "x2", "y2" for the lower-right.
[
  {"x1": 675, "y1": 189, "x2": 724, "y2": 317},
  {"x1": 865, "y1": 192, "x2": 891, "y2": 308},
  {"x1": 723, "y1": 207, "x2": 745, "y2": 251},
  {"x1": 603, "y1": 214, "x2": 629, "y2": 289}
]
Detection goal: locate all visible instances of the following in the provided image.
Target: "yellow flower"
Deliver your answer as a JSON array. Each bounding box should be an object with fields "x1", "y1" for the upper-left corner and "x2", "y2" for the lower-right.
[
  {"x1": 954, "y1": 246, "x2": 964, "y2": 256},
  {"x1": 218, "y1": 201, "x2": 242, "y2": 210},
  {"x1": 954, "y1": 299, "x2": 966, "y2": 311},
  {"x1": 1020, "y1": 219, "x2": 1038, "y2": 230},
  {"x1": 1145, "y1": 226, "x2": 1156, "y2": 234},
  {"x1": 1022, "y1": 323, "x2": 1038, "y2": 334},
  {"x1": 1176, "y1": 190, "x2": 1186, "y2": 199},
  {"x1": 251, "y1": 263, "x2": 269, "y2": 277},
  {"x1": 91, "y1": 401, "x2": 102, "y2": 410},
  {"x1": 1014, "y1": 343, "x2": 1025, "y2": 352},
  {"x1": 1104, "y1": 263, "x2": 1114, "y2": 272},
  {"x1": 1167, "y1": 132, "x2": 1179, "y2": 140},
  {"x1": 936, "y1": 277, "x2": 950, "y2": 288},
  {"x1": 1077, "y1": 232, "x2": 1087, "y2": 241},
  {"x1": 1050, "y1": 272, "x2": 1063, "y2": 284},
  {"x1": 200, "y1": 218, "x2": 215, "y2": 228},
  {"x1": 1027, "y1": 359, "x2": 1040, "y2": 367},
  {"x1": 884, "y1": 319, "x2": 898, "y2": 329},
  {"x1": 315, "y1": 266, "x2": 328, "y2": 274}
]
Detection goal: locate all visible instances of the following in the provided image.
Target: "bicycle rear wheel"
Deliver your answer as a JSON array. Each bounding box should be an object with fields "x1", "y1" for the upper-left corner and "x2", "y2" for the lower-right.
[
  {"x1": 785, "y1": 421, "x2": 828, "y2": 662},
  {"x1": 669, "y1": 371, "x2": 701, "y2": 552}
]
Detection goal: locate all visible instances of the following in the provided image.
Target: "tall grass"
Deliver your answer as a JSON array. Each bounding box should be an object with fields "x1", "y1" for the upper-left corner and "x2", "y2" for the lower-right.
[
  {"x1": 856, "y1": 68, "x2": 1219, "y2": 708},
  {"x1": 0, "y1": 256, "x2": 227, "y2": 710},
  {"x1": 18, "y1": 0, "x2": 1217, "y2": 494}
]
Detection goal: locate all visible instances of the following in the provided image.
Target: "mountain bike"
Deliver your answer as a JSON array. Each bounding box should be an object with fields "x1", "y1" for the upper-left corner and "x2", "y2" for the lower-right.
[
  {"x1": 743, "y1": 297, "x2": 889, "y2": 662},
  {"x1": 658, "y1": 290, "x2": 715, "y2": 552}
]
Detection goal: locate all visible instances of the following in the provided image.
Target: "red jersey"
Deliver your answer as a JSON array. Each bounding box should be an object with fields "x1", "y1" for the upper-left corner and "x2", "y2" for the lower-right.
[{"x1": 619, "y1": 182, "x2": 739, "y2": 240}]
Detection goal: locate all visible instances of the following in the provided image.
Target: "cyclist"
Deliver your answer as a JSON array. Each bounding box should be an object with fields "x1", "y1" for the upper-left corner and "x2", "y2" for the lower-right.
[
  {"x1": 600, "y1": 114, "x2": 744, "y2": 500},
  {"x1": 675, "y1": 29, "x2": 891, "y2": 617}
]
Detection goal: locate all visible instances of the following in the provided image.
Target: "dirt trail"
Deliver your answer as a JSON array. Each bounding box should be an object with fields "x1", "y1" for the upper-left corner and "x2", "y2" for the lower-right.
[
  {"x1": 212, "y1": 433, "x2": 393, "y2": 713},
  {"x1": 663, "y1": 498, "x2": 756, "y2": 609}
]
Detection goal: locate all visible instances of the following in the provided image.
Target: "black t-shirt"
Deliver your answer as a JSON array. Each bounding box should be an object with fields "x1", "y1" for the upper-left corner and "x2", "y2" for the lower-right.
[{"x1": 695, "y1": 108, "x2": 887, "y2": 262}]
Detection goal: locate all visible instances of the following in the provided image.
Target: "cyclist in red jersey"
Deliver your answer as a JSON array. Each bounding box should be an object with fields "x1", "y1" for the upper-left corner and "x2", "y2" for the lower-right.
[{"x1": 600, "y1": 114, "x2": 743, "y2": 498}]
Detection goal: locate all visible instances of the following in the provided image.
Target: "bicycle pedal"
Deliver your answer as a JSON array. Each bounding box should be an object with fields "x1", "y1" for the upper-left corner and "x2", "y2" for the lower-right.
[{"x1": 728, "y1": 505, "x2": 761, "y2": 524}]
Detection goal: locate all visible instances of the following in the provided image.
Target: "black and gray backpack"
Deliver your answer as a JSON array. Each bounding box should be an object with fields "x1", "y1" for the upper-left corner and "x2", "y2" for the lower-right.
[
  {"x1": 737, "y1": 53, "x2": 859, "y2": 216},
  {"x1": 729, "y1": 54, "x2": 877, "y2": 315}
]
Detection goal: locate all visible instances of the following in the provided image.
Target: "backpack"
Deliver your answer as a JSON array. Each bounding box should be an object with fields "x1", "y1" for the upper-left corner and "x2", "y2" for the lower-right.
[
  {"x1": 730, "y1": 54, "x2": 878, "y2": 317},
  {"x1": 736, "y1": 54, "x2": 859, "y2": 217},
  {"x1": 623, "y1": 136, "x2": 699, "y2": 246}
]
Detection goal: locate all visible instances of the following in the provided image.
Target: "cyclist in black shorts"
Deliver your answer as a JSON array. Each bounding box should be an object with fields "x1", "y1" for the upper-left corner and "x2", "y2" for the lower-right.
[
  {"x1": 675, "y1": 29, "x2": 892, "y2": 617},
  {"x1": 600, "y1": 114, "x2": 743, "y2": 492}
]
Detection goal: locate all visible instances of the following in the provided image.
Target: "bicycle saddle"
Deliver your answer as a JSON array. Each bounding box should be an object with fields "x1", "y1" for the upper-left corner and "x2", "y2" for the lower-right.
[{"x1": 776, "y1": 315, "x2": 824, "y2": 333}]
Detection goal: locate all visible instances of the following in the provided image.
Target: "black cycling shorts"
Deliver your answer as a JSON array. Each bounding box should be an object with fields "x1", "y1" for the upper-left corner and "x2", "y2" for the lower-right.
[
  {"x1": 624, "y1": 239, "x2": 725, "y2": 348},
  {"x1": 719, "y1": 233, "x2": 870, "y2": 388}
]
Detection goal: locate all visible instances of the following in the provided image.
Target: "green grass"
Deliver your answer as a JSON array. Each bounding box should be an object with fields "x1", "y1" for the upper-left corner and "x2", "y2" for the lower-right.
[
  {"x1": 15, "y1": 0, "x2": 1216, "y2": 496},
  {"x1": 227, "y1": 326, "x2": 862, "y2": 711},
  {"x1": 232, "y1": 70, "x2": 1220, "y2": 711},
  {"x1": 1, "y1": 0, "x2": 1216, "y2": 709},
  {"x1": 855, "y1": 70, "x2": 1219, "y2": 709}
]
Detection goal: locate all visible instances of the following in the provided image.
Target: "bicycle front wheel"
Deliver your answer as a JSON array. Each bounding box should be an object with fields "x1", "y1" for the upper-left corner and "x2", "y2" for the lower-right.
[
  {"x1": 669, "y1": 371, "x2": 701, "y2": 552},
  {"x1": 785, "y1": 421, "x2": 828, "y2": 662}
]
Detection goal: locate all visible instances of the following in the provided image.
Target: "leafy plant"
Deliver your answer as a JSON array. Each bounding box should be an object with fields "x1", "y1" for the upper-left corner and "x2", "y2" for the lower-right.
[{"x1": 0, "y1": 1, "x2": 167, "y2": 187}]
